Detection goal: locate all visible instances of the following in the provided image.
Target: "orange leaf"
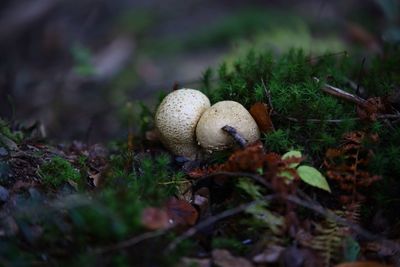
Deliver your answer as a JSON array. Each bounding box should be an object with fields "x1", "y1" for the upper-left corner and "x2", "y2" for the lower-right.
[
  {"x1": 166, "y1": 198, "x2": 198, "y2": 226},
  {"x1": 249, "y1": 102, "x2": 274, "y2": 133},
  {"x1": 141, "y1": 207, "x2": 170, "y2": 230}
]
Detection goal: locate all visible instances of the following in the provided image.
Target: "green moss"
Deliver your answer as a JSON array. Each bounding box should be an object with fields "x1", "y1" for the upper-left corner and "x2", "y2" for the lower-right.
[
  {"x1": 263, "y1": 129, "x2": 294, "y2": 153},
  {"x1": 212, "y1": 237, "x2": 249, "y2": 254},
  {"x1": 38, "y1": 156, "x2": 81, "y2": 187},
  {"x1": 201, "y1": 48, "x2": 378, "y2": 156},
  {"x1": 0, "y1": 119, "x2": 23, "y2": 144}
]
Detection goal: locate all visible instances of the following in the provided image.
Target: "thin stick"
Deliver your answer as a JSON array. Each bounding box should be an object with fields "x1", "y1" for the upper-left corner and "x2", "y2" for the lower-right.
[
  {"x1": 261, "y1": 78, "x2": 274, "y2": 111},
  {"x1": 194, "y1": 171, "x2": 272, "y2": 189},
  {"x1": 283, "y1": 114, "x2": 400, "y2": 124},
  {"x1": 94, "y1": 229, "x2": 167, "y2": 254},
  {"x1": 165, "y1": 195, "x2": 276, "y2": 252},
  {"x1": 314, "y1": 77, "x2": 367, "y2": 106},
  {"x1": 222, "y1": 125, "x2": 247, "y2": 148}
]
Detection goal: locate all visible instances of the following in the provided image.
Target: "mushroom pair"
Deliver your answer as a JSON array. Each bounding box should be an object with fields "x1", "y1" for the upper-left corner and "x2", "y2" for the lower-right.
[{"x1": 155, "y1": 89, "x2": 260, "y2": 159}]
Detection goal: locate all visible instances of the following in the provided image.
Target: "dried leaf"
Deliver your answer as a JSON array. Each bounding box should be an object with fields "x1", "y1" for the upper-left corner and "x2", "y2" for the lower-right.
[
  {"x1": 356, "y1": 98, "x2": 388, "y2": 121},
  {"x1": 166, "y1": 198, "x2": 198, "y2": 226},
  {"x1": 324, "y1": 131, "x2": 381, "y2": 204},
  {"x1": 141, "y1": 207, "x2": 170, "y2": 230},
  {"x1": 249, "y1": 102, "x2": 274, "y2": 133}
]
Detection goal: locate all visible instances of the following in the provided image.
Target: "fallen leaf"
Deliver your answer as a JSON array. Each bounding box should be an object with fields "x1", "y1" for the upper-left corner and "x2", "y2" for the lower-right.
[
  {"x1": 356, "y1": 97, "x2": 388, "y2": 121},
  {"x1": 249, "y1": 102, "x2": 274, "y2": 133},
  {"x1": 166, "y1": 198, "x2": 198, "y2": 226},
  {"x1": 141, "y1": 207, "x2": 170, "y2": 230},
  {"x1": 324, "y1": 131, "x2": 381, "y2": 204}
]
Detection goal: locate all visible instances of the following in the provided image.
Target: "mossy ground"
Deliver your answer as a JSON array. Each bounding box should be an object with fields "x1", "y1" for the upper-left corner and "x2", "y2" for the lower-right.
[{"x1": 1, "y1": 47, "x2": 400, "y2": 266}]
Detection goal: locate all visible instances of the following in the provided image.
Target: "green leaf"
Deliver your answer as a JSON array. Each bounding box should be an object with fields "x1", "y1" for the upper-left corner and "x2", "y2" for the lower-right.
[
  {"x1": 343, "y1": 236, "x2": 360, "y2": 262},
  {"x1": 279, "y1": 170, "x2": 295, "y2": 181},
  {"x1": 282, "y1": 150, "x2": 302, "y2": 168},
  {"x1": 246, "y1": 203, "x2": 284, "y2": 234},
  {"x1": 237, "y1": 178, "x2": 263, "y2": 199},
  {"x1": 297, "y1": 166, "x2": 331, "y2": 193}
]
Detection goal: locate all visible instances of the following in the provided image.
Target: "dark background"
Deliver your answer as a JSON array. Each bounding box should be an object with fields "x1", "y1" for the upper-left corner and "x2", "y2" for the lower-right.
[{"x1": 0, "y1": 0, "x2": 397, "y2": 142}]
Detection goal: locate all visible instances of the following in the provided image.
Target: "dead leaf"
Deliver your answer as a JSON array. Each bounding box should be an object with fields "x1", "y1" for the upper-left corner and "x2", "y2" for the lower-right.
[
  {"x1": 249, "y1": 102, "x2": 274, "y2": 133},
  {"x1": 324, "y1": 131, "x2": 381, "y2": 204},
  {"x1": 356, "y1": 98, "x2": 389, "y2": 121},
  {"x1": 212, "y1": 249, "x2": 253, "y2": 267},
  {"x1": 166, "y1": 198, "x2": 198, "y2": 226},
  {"x1": 89, "y1": 172, "x2": 101, "y2": 187},
  {"x1": 141, "y1": 207, "x2": 170, "y2": 230}
]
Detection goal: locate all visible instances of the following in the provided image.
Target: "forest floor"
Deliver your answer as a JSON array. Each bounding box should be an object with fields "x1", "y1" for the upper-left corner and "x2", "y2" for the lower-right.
[{"x1": 1, "y1": 1, "x2": 400, "y2": 266}]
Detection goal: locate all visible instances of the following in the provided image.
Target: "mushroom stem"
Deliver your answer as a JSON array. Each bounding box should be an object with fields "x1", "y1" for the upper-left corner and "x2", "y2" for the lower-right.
[{"x1": 222, "y1": 125, "x2": 248, "y2": 148}]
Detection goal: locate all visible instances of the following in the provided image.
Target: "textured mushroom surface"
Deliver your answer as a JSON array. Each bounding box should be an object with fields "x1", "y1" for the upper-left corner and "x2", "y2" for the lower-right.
[
  {"x1": 196, "y1": 100, "x2": 260, "y2": 152},
  {"x1": 155, "y1": 88, "x2": 210, "y2": 158}
]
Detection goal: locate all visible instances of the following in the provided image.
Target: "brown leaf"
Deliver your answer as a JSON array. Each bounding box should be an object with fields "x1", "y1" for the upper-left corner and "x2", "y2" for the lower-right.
[
  {"x1": 249, "y1": 102, "x2": 274, "y2": 133},
  {"x1": 356, "y1": 98, "x2": 388, "y2": 122},
  {"x1": 89, "y1": 172, "x2": 101, "y2": 187},
  {"x1": 212, "y1": 249, "x2": 253, "y2": 267},
  {"x1": 324, "y1": 131, "x2": 381, "y2": 204},
  {"x1": 141, "y1": 207, "x2": 170, "y2": 230},
  {"x1": 166, "y1": 198, "x2": 198, "y2": 226}
]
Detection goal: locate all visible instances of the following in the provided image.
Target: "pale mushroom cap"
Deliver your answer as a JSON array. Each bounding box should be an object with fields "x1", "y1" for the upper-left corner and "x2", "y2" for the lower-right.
[
  {"x1": 155, "y1": 88, "x2": 211, "y2": 158},
  {"x1": 196, "y1": 100, "x2": 260, "y2": 152}
]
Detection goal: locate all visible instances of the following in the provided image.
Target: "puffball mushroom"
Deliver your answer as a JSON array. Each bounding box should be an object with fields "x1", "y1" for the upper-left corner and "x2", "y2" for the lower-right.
[
  {"x1": 155, "y1": 88, "x2": 210, "y2": 159},
  {"x1": 196, "y1": 100, "x2": 260, "y2": 152}
]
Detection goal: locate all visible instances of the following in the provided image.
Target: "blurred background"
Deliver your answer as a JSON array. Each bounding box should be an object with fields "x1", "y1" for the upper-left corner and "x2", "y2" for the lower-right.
[{"x1": 0, "y1": 0, "x2": 398, "y2": 142}]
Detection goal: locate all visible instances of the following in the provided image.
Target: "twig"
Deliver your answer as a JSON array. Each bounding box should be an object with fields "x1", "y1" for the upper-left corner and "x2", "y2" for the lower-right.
[
  {"x1": 165, "y1": 195, "x2": 277, "y2": 252},
  {"x1": 314, "y1": 77, "x2": 367, "y2": 106},
  {"x1": 306, "y1": 51, "x2": 348, "y2": 62},
  {"x1": 261, "y1": 78, "x2": 274, "y2": 111},
  {"x1": 282, "y1": 114, "x2": 400, "y2": 124},
  {"x1": 222, "y1": 125, "x2": 247, "y2": 148},
  {"x1": 94, "y1": 229, "x2": 167, "y2": 254},
  {"x1": 194, "y1": 171, "x2": 272, "y2": 189}
]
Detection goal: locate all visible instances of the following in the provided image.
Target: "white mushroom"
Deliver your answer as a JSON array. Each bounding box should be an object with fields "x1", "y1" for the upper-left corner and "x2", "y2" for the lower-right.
[
  {"x1": 196, "y1": 101, "x2": 260, "y2": 152},
  {"x1": 155, "y1": 88, "x2": 210, "y2": 159}
]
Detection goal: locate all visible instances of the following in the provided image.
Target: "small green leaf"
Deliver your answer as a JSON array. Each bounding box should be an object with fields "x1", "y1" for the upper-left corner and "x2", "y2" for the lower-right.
[
  {"x1": 279, "y1": 170, "x2": 295, "y2": 181},
  {"x1": 282, "y1": 150, "x2": 302, "y2": 168},
  {"x1": 343, "y1": 236, "x2": 360, "y2": 262},
  {"x1": 237, "y1": 178, "x2": 263, "y2": 199},
  {"x1": 297, "y1": 166, "x2": 331, "y2": 193}
]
